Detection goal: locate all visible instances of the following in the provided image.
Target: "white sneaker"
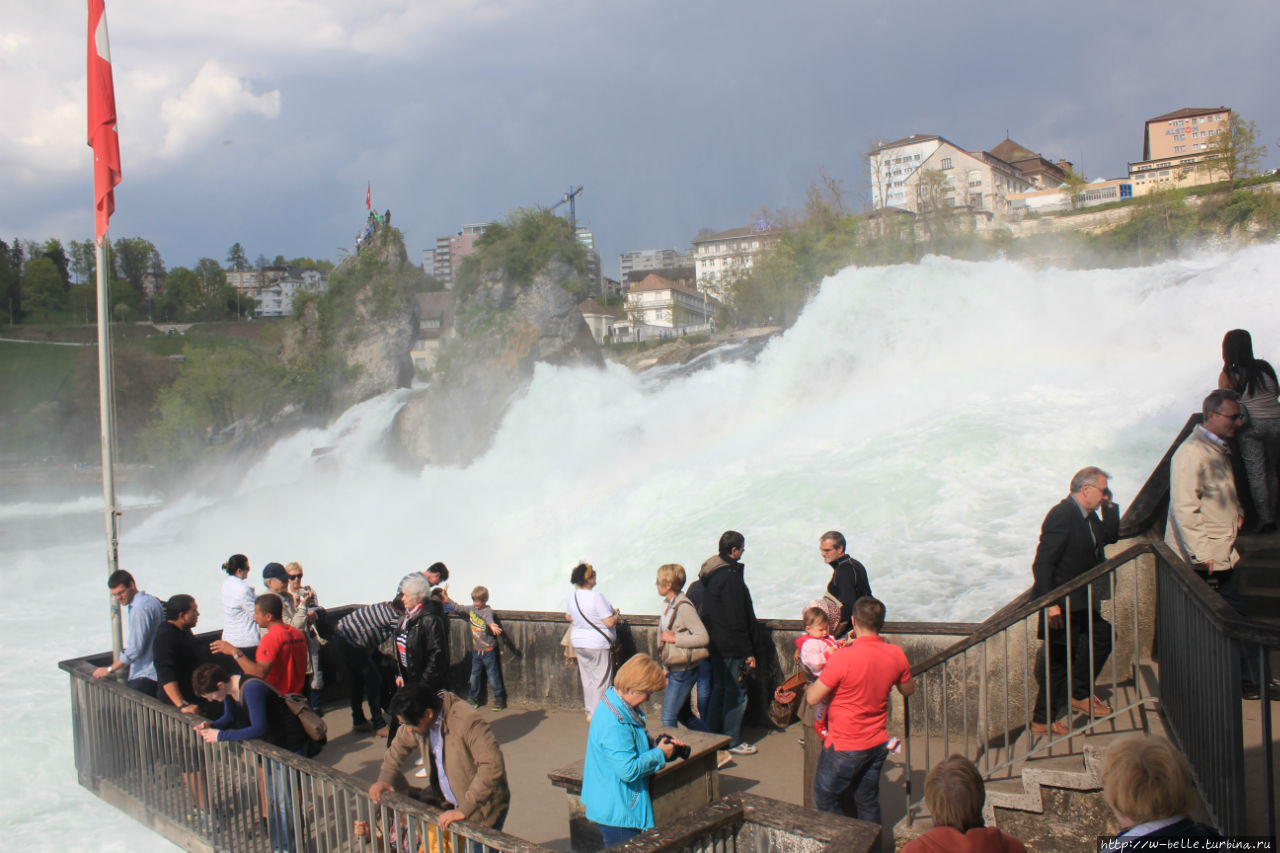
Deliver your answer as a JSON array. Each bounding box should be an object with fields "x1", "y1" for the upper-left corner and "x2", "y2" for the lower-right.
[
  {"x1": 414, "y1": 766, "x2": 428, "y2": 778},
  {"x1": 415, "y1": 756, "x2": 424, "y2": 766},
  {"x1": 715, "y1": 750, "x2": 732, "y2": 769},
  {"x1": 728, "y1": 742, "x2": 757, "y2": 756}
]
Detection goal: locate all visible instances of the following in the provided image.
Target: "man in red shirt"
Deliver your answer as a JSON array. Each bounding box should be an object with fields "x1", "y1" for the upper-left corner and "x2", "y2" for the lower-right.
[
  {"x1": 212, "y1": 594, "x2": 307, "y2": 695},
  {"x1": 805, "y1": 595, "x2": 913, "y2": 823}
]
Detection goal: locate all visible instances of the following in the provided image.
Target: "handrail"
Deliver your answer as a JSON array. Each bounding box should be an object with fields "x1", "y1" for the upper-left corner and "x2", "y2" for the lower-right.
[
  {"x1": 1116, "y1": 414, "x2": 1200, "y2": 538},
  {"x1": 910, "y1": 540, "x2": 1280, "y2": 679},
  {"x1": 61, "y1": 657, "x2": 552, "y2": 852}
]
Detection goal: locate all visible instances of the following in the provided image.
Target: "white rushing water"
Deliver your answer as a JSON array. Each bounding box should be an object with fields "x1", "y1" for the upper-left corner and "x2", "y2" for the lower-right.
[{"x1": 3, "y1": 244, "x2": 1278, "y2": 849}]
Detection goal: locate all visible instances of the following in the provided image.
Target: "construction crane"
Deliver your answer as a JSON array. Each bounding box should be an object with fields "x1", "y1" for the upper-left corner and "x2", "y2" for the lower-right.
[{"x1": 550, "y1": 185, "x2": 583, "y2": 230}]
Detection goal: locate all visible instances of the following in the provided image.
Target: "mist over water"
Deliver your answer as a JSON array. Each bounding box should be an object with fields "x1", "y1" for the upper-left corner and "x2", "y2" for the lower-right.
[{"x1": 4, "y1": 244, "x2": 1278, "y2": 849}]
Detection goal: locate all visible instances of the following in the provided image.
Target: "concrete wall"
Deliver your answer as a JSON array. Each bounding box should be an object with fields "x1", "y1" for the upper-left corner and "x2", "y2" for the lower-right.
[{"x1": 430, "y1": 609, "x2": 975, "y2": 728}]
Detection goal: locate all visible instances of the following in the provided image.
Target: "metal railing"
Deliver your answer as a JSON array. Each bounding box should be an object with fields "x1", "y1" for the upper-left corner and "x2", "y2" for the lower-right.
[
  {"x1": 62, "y1": 658, "x2": 551, "y2": 853},
  {"x1": 899, "y1": 539, "x2": 1279, "y2": 838}
]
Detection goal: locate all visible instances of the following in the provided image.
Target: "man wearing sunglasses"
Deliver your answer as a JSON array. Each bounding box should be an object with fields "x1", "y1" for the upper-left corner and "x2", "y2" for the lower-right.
[{"x1": 1166, "y1": 389, "x2": 1274, "y2": 699}]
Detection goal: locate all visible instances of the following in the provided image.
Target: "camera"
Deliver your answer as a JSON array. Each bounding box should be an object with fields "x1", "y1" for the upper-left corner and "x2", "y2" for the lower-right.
[{"x1": 656, "y1": 733, "x2": 691, "y2": 761}]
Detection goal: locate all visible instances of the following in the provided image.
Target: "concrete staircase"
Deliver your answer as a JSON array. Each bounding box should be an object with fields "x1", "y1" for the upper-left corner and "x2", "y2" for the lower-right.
[{"x1": 893, "y1": 672, "x2": 1166, "y2": 852}]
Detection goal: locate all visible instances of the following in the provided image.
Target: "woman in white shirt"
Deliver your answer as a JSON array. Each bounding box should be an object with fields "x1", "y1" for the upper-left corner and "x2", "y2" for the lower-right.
[
  {"x1": 566, "y1": 562, "x2": 618, "y2": 720},
  {"x1": 220, "y1": 553, "x2": 260, "y2": 659}
]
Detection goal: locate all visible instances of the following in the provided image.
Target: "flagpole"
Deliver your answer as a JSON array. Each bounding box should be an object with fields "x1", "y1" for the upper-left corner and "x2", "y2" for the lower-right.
[
  {"x1": 96, "y1": 235, "x2": 123, "y2": 663},
  {"x1": 89, "y1": 0, "x2": 124, "y2": 663}
]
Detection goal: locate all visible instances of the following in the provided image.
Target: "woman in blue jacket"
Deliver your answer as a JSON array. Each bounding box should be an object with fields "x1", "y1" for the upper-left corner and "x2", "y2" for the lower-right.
[{"x1": 581, "y1": 654, "x2": 686, "y2": 846}]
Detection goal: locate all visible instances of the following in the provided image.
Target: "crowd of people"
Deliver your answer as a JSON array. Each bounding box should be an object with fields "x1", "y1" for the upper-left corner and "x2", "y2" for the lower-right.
[
  {"x1": 92, "y1": 328, "x2": 1277, "y2": 846},
  {"x1": 355, "y1": 209, "x2": 392, "y2": 254}
]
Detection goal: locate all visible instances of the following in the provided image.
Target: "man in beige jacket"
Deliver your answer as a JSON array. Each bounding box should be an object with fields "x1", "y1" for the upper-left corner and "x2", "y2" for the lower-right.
[
  {"x1": 369, "y1": 684, "x2": 511, "y2": 831},
  {"x1": 1165, "y1": 388, "x2": 1275, "y2": 699}
]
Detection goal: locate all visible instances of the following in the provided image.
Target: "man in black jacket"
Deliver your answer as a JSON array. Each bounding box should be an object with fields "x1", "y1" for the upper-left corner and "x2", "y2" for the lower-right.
[
  {"x1": 1030, "y1": 466, "x2": 1119, "y2": 735},
  {"x1": 698, "y1": 530, "x2": 760, "y2": 756},
  {"x1": 819, "y1": 531, "x2": 872, "y2": 638}
]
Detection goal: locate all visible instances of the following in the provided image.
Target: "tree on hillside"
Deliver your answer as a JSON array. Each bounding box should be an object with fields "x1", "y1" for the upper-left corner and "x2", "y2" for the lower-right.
[
  {"x1": 1204, "y1": 110, "x2": 1268, "y2": 185},
  {"x1": 2, "y1": 239, "x2": 25, "y2": 322},
  {"x1": 42, "y1": 239, "x2": 71, "y2": 292},
  {"x1": 0, "y1": 239, "x2": 20, "y2": 322},
  {"x1": 158, "y1": 267, "x2": 200, "y2": 321},
  {"x1": 68, "y1": 239, "x2": 96, "y2": 284},
  {"x1": 453, "y1": 208, "x2": 591, "y2": 303},
  {"x1": 23, "y1": 257, "x2": 65, "y2": 320},
  {"x1": 113, "y1": 237, "x2": 156, "y2": 306},
  {"x1": 915, "y1": 167, "x2": 957, "y2": 243},
  {"x1": 195, "y1": 258, "x2": 232, "y2": 317},
  {"x1": 227, "y1": 242, "x2": 249, "y2": 271},
  {"x1": 1062, "y1": 167, "x2": 1089, "y2": 210}
]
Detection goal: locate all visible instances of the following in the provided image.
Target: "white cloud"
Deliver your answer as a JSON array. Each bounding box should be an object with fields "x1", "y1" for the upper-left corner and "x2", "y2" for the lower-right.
[{"x1": 158, "y1": 62, "x2": 281, "y2": 158}]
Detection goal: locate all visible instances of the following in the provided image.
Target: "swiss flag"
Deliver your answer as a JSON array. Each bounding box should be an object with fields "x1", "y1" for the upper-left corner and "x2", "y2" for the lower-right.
[{"x1": 88, "y1": 0, "x2": 122, "y2": 245}]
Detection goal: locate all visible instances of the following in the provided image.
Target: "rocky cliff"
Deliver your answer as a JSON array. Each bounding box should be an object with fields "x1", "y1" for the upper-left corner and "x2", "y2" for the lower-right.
[
  {"x1": 393, "y1": 253, "x2": 603, "y2": 467},
  {"x1": 281, "y1": 229, "x2": 418, "y2": 414}
]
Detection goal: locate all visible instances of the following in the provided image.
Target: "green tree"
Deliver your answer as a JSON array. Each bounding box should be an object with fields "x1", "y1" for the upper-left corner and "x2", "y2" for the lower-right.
[
  {"x1": 41, "y1": 239, "x2": 71, "y2": 292},
  {"x1": 0, "y1": 239, "x2": 19, "y2": 322},
  {"x1": 68, "y1": 239, "x2": 96, "y2": 284},
  {"x1": 1062, "y1": 167, "x2": 1089, "y2": 211},
  {"x1": 194, "y1": 258, "x2": 233, "y2": 318},
  {"x1": 1204, "y1": 110, "x2": 1268, "y2": 185},
  {"x1": 23, "y1": 257, "x2": 66, "y2": 320},
  {"x1": 452, "y1": 208, "x2": 590, "y2": 303},
  {"x1": 227, "y1": 242, "x2": 249, "y2": 271},
  {"x1": 113, "y1": 237, "x2": 154, "y2": 291},
  {"x1": 915, "y1": 167, "x2": 958, "y2": 244},
  {"x1": 141, "y1": 344, "x2": 283, "y2": 464}
]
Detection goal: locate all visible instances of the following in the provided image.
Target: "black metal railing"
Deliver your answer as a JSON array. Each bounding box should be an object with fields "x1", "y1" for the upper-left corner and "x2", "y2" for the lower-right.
[
  {"x1": 62, "y1": 659, "x2": 551, "y2": 853},
  {"x1": 899, "y1": 539, "x2": 1278, "y2": 838}
]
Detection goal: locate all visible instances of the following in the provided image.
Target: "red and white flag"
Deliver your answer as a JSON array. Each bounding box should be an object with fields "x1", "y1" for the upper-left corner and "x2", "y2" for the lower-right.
[
  {"x1": 366, "y1": 182, "x2": 372, "y2": 211},
  {"x1": 87, "y1": 0, "x2": 122, "y2": 245}
]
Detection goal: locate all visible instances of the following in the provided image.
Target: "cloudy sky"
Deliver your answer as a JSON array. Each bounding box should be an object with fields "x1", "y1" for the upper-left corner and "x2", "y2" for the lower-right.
[{"x1": 4, "y1": 0, "x2": 1278, "y2": 275}]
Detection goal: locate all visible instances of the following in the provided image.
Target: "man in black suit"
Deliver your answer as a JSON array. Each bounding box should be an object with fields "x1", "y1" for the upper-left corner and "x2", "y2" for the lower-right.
[{"x1": 1030, "y1": 466, "x2": 1119, "y2": 735}]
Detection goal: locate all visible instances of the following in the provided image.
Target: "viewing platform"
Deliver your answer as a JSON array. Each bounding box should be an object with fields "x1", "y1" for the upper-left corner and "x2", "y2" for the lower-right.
[{"x1": 58, "y1": 415, "x2": 1280, "y2": 852}]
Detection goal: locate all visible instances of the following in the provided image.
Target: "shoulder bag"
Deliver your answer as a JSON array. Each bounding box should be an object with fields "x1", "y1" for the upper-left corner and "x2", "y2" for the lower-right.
[
  {"x1": 244, "y1": 676, "x2": 328, "y2": 755},
  {"x1": 661, "y1": 599, "x2": 710, "y2": 668},
  {"x1": 574, "y1": 591, "x2": 624, "y2": 672}
]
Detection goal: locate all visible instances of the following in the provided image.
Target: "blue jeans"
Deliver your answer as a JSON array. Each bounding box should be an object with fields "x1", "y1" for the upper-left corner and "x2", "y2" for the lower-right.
[
  {"x1": 706, "y1": 656, "x2": 748, "y2": 747},
  {"x1": 465, "y1": 807, "x2": 508, "y2": 853},
  {"x1": 813, "y1": 742, "x2": 889, "y2": 823},
  {"x1": 597, "y1": 824, "x2": 641, "y2": 846},
  {"x1": 265, "y1": 748, "x2": 308, "y2": 852},
  {"x1": 469, "y1": 649, "x2": 506, "y2": 706},
  {"x1": 661, "y1": 667, "x2": 707, "y2": 730}
]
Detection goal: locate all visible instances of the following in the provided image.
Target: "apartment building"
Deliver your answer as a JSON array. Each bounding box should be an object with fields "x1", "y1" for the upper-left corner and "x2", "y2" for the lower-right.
[
  {"x1": 254, "y1": 267, "x2": 329, "y2": 317},
  {"x1": 1128, "y1": 106, "x2": 1230, "y2": 195},
  {"x1": 691, "y1": 225, "x2": 779, "y2": 301},
  {"x1": 989, "y1": 138, "x2": 1071, "y2": 189},
  {"x1": 624, "y1": 273, "x2": 719, "y2": 329},
  {"x1": 618, "y1": 247, "x2": 692, "y2": 285},
  {"x1": 869, "y1": 134, "x2": 1033, "y2": 218},
  {"x1": 433, "y1": 223, "x2": 490, "y2": 288}
]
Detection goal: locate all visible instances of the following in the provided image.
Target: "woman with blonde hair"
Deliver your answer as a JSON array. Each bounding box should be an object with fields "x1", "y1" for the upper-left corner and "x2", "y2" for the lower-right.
[
  {"x1": 655, "y1": 563, "x2": 710, "y2": 730},
  {"x1": 581, "y1": 654, "x2": 686, "y2": 846},
  {"x1": 1101, "y1": 736, "x2": 1221, "y2": 843},
  {"x1": 902, "y1": 755, "x2": 1025, "y2": 853}
]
